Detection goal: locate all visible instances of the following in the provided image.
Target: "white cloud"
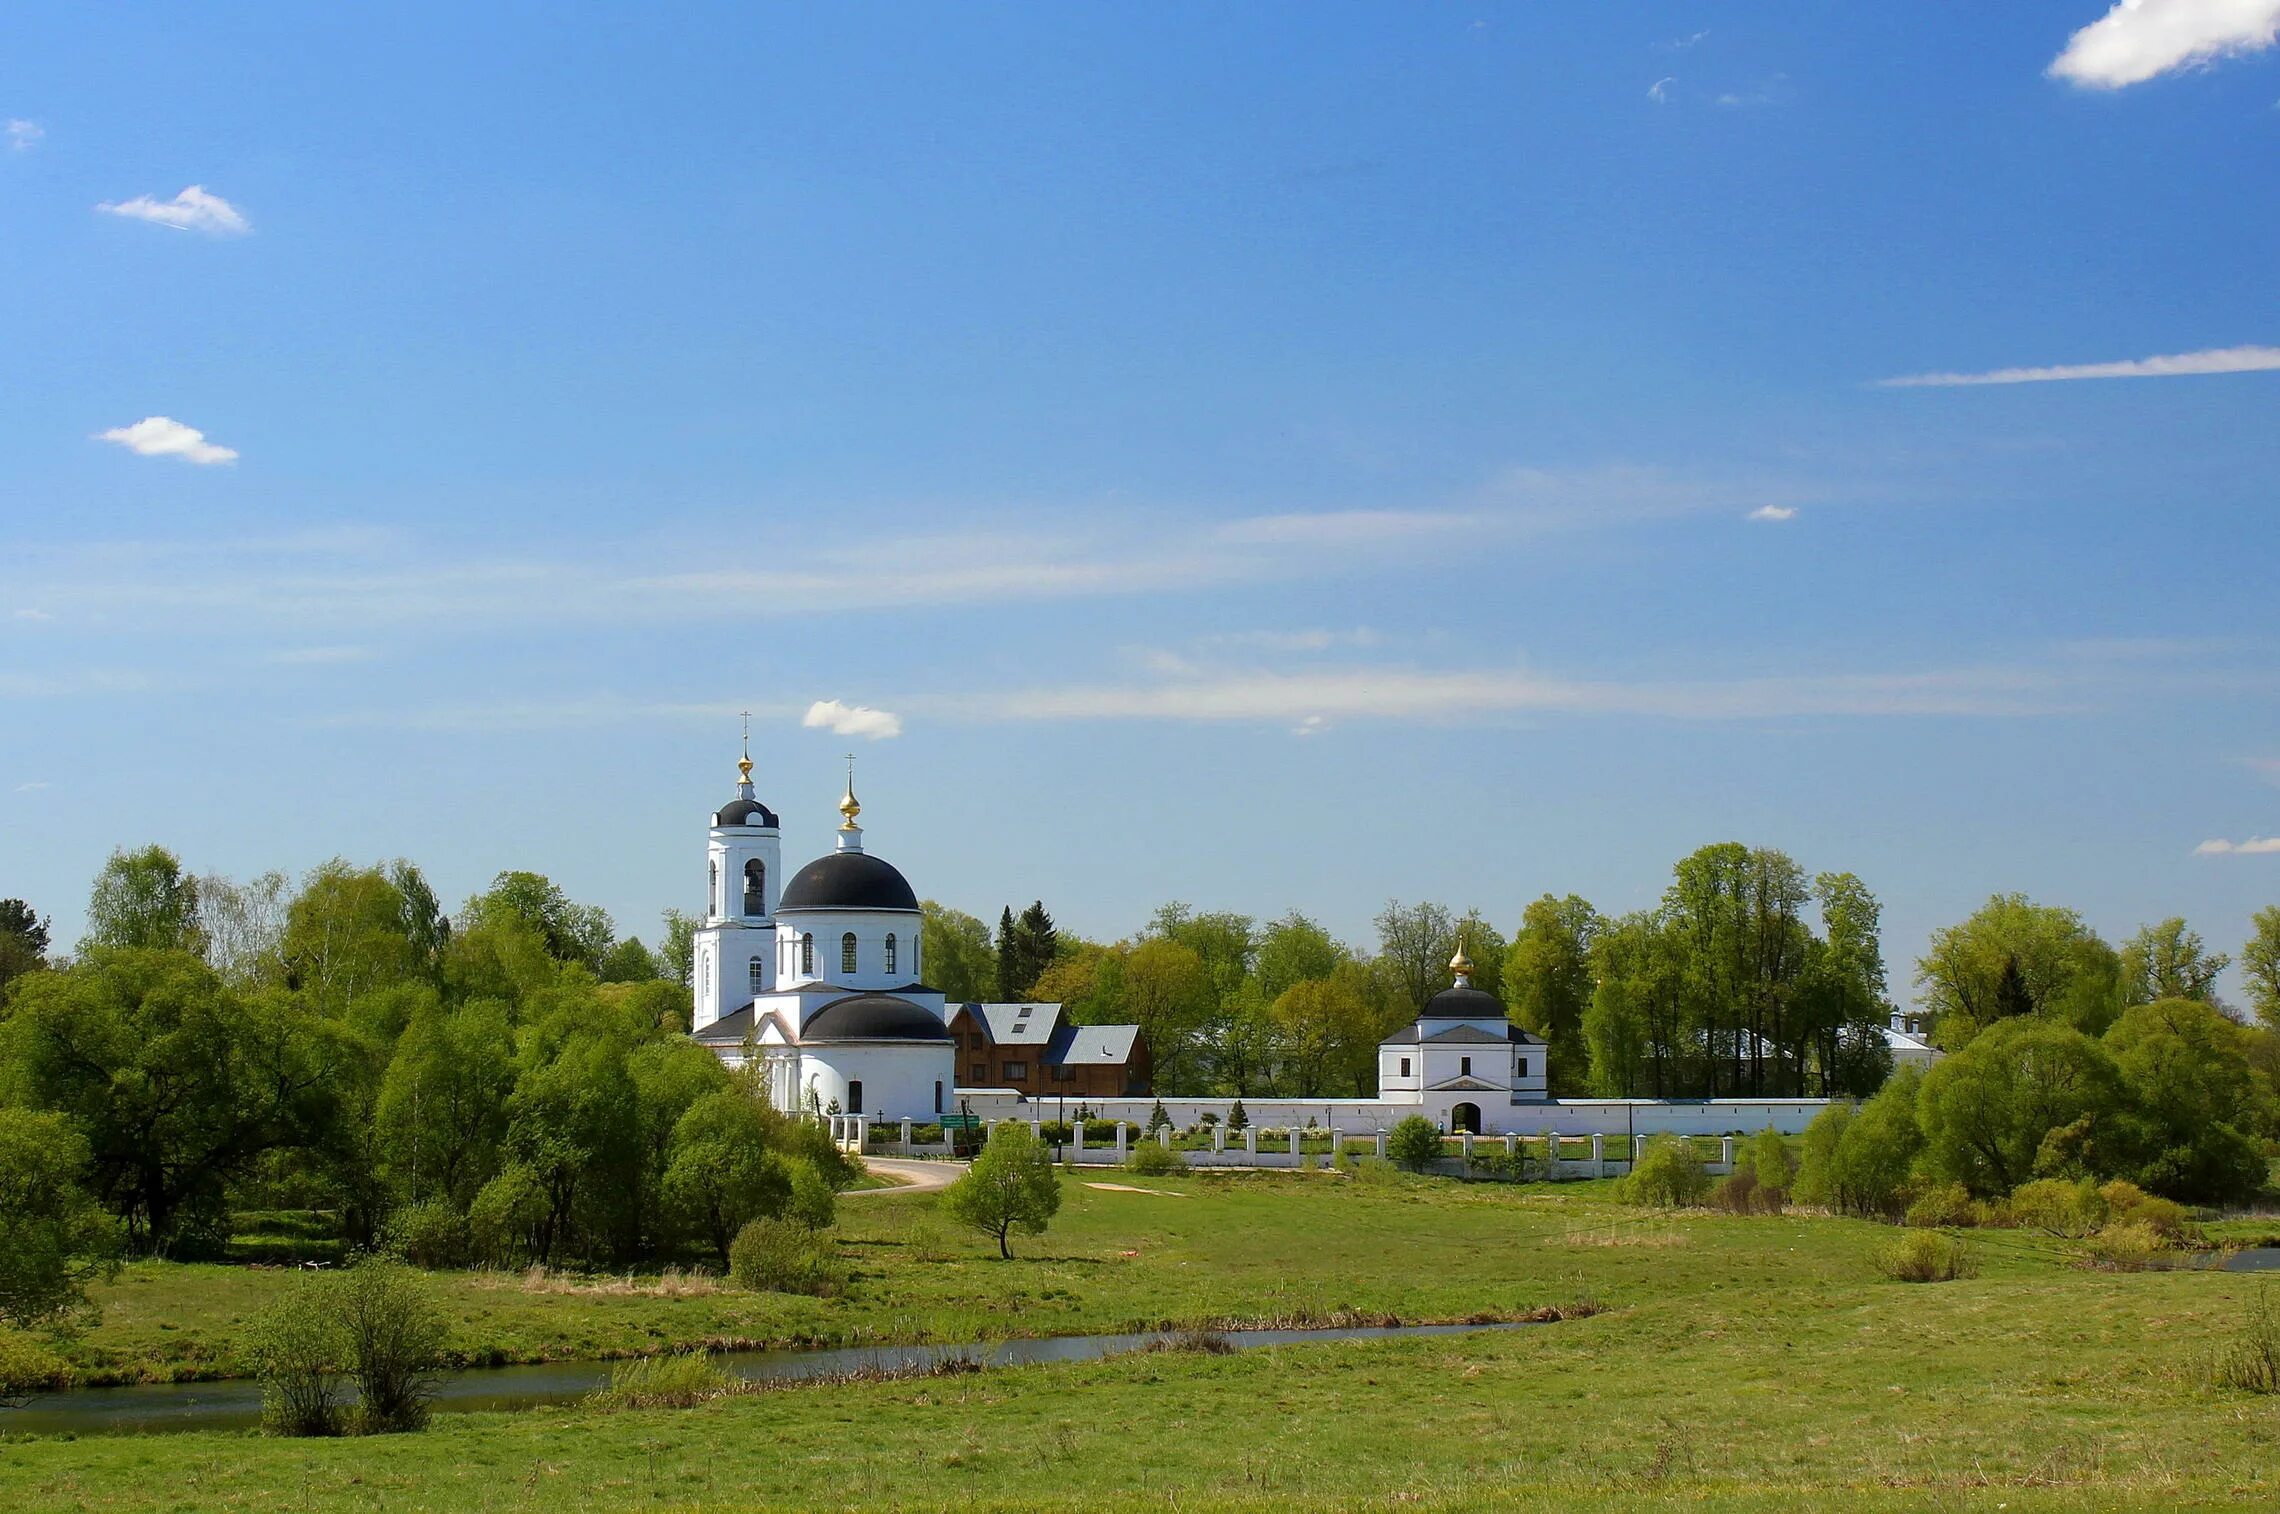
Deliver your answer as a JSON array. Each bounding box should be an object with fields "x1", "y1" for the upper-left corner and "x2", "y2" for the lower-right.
[
  {"x1": 94, "y1": 416, "x2": 238, "y2": 465},
  {"x1": 97, "y1": 185, "x2": 250, "y2": 235},
  {"x1": 1880, "y1": 344, "x2": 2280, "y2": 387},
  {"x1": 14, "y1": 781, "x2": 50, "y2": 792},
  {"x1": 1211, "y1": 510, "x2": 1476, "y2": 547},
  {"x1": 2050, "y1": 0, "x2": 2280, "y2": 89},
  {"x1": 265, "y1": 645, "x2": 373, "y2": 666},
  {"x1": 11, "y1": 608, "x2": 53, "y2": 622},
  {"x1": 6, "y1": 120, "x2": 41, "y2": 152},
  {"x1": 1196, "y1": 627, "x2": 1382, "y2": 655},
  {"x1": 1292, "y1": 715, "x2": 1328, "y2": 738},
  {"x1": 802, "y1": 699, "x2": 903, "y2": 740},
  {"x1": 2196, "y1": 834, "x2": 2280, "y2": 854},
  {"x1": 1748, "y1": 505, "x2": 1798, "y2": 522},
  {"x1": 1649, "y1": 77, "x2": 1676, "y2": 104}
]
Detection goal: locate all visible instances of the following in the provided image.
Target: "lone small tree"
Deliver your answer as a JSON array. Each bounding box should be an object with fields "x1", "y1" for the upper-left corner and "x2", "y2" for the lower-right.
[
  {"x1": 941, "y1": 1122, "x2": 1062, "y2": 1259},
  {"x1": 1226, "y1": 1099, "x2": 1249, "y2": 1133},
  {"x1": 1144, "y1": 1099, "x2": 1171, "y2": 1137}
]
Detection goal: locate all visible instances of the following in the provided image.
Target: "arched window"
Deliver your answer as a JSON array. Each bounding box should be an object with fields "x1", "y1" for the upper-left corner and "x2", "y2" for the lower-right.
[
  {"x1": 841, "y1": 932, "x2": 859, "y2": 975},
  {"x1": 709, "y1": 860, "x2": 719, "y2": 915},
  {"x1": 748, "y1": 956, "x2": 764, "y2": 995},
  {"x1": 742, "y1": 859, "x2": 765, "y2": 916},
  {"x1": 800, "y1": 933, "x2": 814, "y2": 976},
  {"x1": 884, "y1": 933, "x2": 897, "y2": 975}
]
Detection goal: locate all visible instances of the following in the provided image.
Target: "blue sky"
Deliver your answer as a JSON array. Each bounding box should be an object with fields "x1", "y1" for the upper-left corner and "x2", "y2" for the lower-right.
[{"x1": 3, "y1": 2, "x2": 2277, "y2": 999}]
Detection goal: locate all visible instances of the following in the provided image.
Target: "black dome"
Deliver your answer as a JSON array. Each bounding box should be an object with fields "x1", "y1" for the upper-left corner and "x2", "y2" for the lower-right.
[
  {"x1": 714, "y1": 798, "x2": 778, "y2": 828},
  {"x1": 777, "y1": 851, "x2": 919, "y2": 913},
  {"x1": 1422, "y1": 984, "x2": 1508, "y2": 1020},
  {"x1": 801, "y1": 994, "x2": 950, "y2": 1042}
]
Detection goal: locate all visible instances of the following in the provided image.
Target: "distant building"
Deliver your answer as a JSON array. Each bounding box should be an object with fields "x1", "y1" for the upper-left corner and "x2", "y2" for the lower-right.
[
  {"x1": 1374, "y1": 937, "x2": 1548, "y2": 1132},
  {"x1": 948, "y1": 1003, "x2": 1152, "y2": 1102},
  {"x1": 1883, "y1": 1011, "x2": 1942, "y2": 1076}
]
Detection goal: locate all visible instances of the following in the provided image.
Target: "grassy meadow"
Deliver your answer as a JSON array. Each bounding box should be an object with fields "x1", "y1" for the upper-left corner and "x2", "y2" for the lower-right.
[{"x1": 4, "y1": 1169, "x2": 2278, "y2": 1511}]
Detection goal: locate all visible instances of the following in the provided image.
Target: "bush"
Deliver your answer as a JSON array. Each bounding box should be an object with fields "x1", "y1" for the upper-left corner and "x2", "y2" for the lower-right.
[
  {"x1": 2005, "y1": 1178, "x2": 2108, "y2": 1238},
  {"x1": 1709, "y1": 1170, "x2": 1777, "y2": 1215},
  {"x1": 336, "y1": 1259, "x2": 446, "y2": 1434},
  {"x1": 1038, "y1": 1121, "x2": 1075, "y2": 1145},
  {"x1": 0, "y1": 1327, "x2": 73, "y2": 1406},
  {"x1": 781, "y1": 1157, "x2": 837, "y2": 1233},
  {"x1": 941, "y1": 1121, "x2": 1063, "y2": 1258},
  {"x1": 1875, "y1": 1231, "x2": 1977, "y2": 1283},
  {"x1": 729, "y1": 1217, "x2": 845, "y2": 1296},
  {"x1": 1123, "y1": 1141, "x2": 1181, "y2": 1177},
  {"x1": 2082, "y1": 1219, "x2": 2169, "y2": 1272},
  {"x1": 2209, "y1": 1288, "x2": 2280, "y2": 1394},
  {"x1": 2098, "y1": 1180, "x2": 2196, "y2": 1244},
  {"x1": 385, "y1": 1199, "x2": 470, "y2": 1269},
  {"x1": 587, "y1": 1349, "x2": 734, "y2": 1410},
  {"x1": 1741, "y1": 1127, "x2": 1794, "y2": 1199},
  {"x1": 1386, "y1": 1116, "x2": 1444, "y2": 1173},
  {"x1": 248, "y1": 1276, "x2": 345, "y2": 1437},
  {"x1": 468, "y1": 1163, "x2": 548, "y2": 1266},
  {"x1": 1226, "y1": 1100, "x2": 1249, "y2": 1132},
  {"x1": 1619, "y1": 1135, "x2": 1708, "y2": 1208},
  {"x1": 1904, "y1": 1182, "x2": 1981, "y2": 1229}
]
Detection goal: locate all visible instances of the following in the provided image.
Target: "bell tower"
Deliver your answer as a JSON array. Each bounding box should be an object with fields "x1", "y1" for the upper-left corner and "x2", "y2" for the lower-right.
[{"x1": 690, "y1": 719, "x2": 782, "y2": 1031}]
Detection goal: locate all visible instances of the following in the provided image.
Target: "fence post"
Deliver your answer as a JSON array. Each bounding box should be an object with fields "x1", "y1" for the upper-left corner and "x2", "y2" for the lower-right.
[
  {"x1": 1720, "y1": 1136, "x2": 1734, "y2": 1174},
  {"x1": 1160, "y1": 1126, "x2": 1173, "y2": 1149},
  {"x1": 1375, "y1": 1128, "x2": 1387, "y2": 1160},
  {"x1": 1212, "y1": 1123, "x2": 1225, "y2": 1154},
  {"x1": 1243, "y1": 1125, "x2": 1257, "y2": 1160},
  {"x1": 1114, "y1": 1123, "x2": 1128, "y2": 1159},
  {"x1": 1291, "y1": 1126, "x2": 1302, "y2": 1166},
  {"x1": 1073, "y1": 1119, "x2": 1087, "y2": 1161},
  {"x1": 900, "y1": 1118, "x2": 913, "y2": 1153},
  {"x1": 1591, "y1": 1133, "x2": 1605, "y2": 1178}
]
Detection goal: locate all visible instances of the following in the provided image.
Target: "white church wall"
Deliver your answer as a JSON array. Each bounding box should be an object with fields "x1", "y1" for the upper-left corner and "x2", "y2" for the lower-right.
[
  {"x1": 775, "y1": 909, "x2": 927, "y2": 993},
  {"x1": 954, "y1": 1090, "x2": 1831, "y2": 1136},
  {"x1": 801, "y1": 1045, "x2": 953, "y2": 1121}
]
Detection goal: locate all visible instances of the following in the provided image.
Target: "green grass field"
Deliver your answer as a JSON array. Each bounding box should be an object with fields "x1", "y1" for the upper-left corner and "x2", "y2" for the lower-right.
[{"x1": 5, "y1": 1170, "x2": 2278, "y2": 1511}]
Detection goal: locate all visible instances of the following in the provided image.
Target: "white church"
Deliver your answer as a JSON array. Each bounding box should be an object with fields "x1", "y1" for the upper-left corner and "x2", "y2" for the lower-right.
[{"x1": 689, "y1": 750, "x2": 957, "y2": 1121}]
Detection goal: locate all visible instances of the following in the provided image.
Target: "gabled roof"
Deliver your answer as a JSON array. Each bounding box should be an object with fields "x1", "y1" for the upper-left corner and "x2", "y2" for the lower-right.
[
  {"x1": 963, "y1": 1002, "x2": 1064, "y2": 1046},
  {"x1": 692, "y1": 1003, "x2": 797, "y2": 1046},
  {"x1": 1381, "y1": 1020, "x2": 1543, "y2": 1048},
  {"x1": 1423, "y1": 1024, "x2": 1511, "y2": 1044},
  {"x1": 1052, "y1": 1024, "x2": 1141, "y2": 1066},
  {"x1": 1425, "y1": 1074, "x2": 1509, "y2": 1092}
]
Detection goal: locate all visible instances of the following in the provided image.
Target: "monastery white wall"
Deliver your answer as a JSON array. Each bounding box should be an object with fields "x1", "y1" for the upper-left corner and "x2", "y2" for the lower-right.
[
  {"x1": 954, "y1": 1090, "x2": 1830, "y2": 1136},
  {"x1": 802, "y1": 1045, "x2": 954, "y2": 1121}
]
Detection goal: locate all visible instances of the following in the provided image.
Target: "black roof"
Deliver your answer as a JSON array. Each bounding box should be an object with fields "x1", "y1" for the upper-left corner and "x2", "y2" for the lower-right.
[
  {"x1": 1421, "y1": 984, "x2": 1509, "y2": 1019},
  {"x1": 714, "y1": 798, "x2": 779, "y2": 828},
  {"x1": 800, "y1": 994, "x2": 951, "y2": 1043},
  {"x1": 777, "y1": 851, "x2": 919, "y2": 913}
]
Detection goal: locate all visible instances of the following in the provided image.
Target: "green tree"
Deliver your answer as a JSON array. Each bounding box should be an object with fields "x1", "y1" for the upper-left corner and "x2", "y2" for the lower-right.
[
  {"x1": 195, "y1": 869, "x2": 289, "y2": 985},
  {"x1": 462, "y1": 871, "x2": 614, "y2": 970},
  {"x1": 0, "y1": 1108, "x2": 119, "y2": 1329},
  {"x1": 1502, "y1": 894, "x2": 1600, "y2": 1093},
  {"x1": 1117, "y1": 938, "x2": 1217, "y2": 1094},
  {"x1": 1742, "y1": 1126, "x2": 1795, "y2": 1194},
  {"x1": 1253, "y1": 913, "x2": 1344, "y2": 1004},
  {"x1": 281, "y1": 861, "x2": 423, "y2": 1019},
  {"x1": 1452, "y1": 909, "x2": 1508, "y2": 1001},
  {"x1": 1825, "y1": 1067, "x2": 1924, "y2": 1217},
  {"x1": 2245, "y1": 905, "x2": 2280, "y2": 1031},
  {"x1": 1916, "y1": 894, "x2": 2121, "y2": 1047},
  {"x1": 1916, "y1": 1018, "x2": 2130, "y2": 1196},
  {"x1": 941, "y1": 1121, "x2": 1062, "y2": 1258},
  {"x1": 1385, "y1": 1114, "x2": 1443, "y2": 1172},
  {"x1": 376, "y1": 1002, "x2": 516, "y2": 1208},
  {"x1": 1806, "y1": 872, "x2": 1896, "y2": 1096},
  {"x1": 1373, "y1": 899, "x2": 1457, "y2": 1016},
  {"x1": 657, "y1": 908, "x2": 700, "y2": 990},
  {"x1": 503, "y1": 1031, "x2": 641, "y2": 1262},
  {"x1": 2118, "y1": 918, "x2": 2230, "y2": 1007},
  {"x1": 2103, "y1": 997, "x2": 2273, "y2": 1201},
  {"x1": 994, "y1": 906, "x2": 1021, "y2": 1000},
  {"x1": 85, "y1": 845, "x2": 205, "y2": 955},
  {"x1": 597, "y1": 937, "x2": 659, "y2": 983},
  {"x1": 0, "y1": 951, "x2": 350, "y2": 1253},
  {"x1": 0, "y1": 899, "x2": 50, "y2": 997},
  {"x1": 918, "y1": 901, "x2": 995, "y2": 1001},
  {"x1": 661, "y1": 1090, "x2": 791, "y2": 1264},
  {"x1": 1270, "y1": 965, "x2": 1375, "y2": 1097},
  {"x1": 1790, "y1": 1100, "x2": 1853, "y2": 1211}
]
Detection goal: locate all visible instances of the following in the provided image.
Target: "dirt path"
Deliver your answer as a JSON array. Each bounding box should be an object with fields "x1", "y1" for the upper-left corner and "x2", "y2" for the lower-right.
[{"x1": 846, "y1": 1156, "x2": 964, "y2": 1195}]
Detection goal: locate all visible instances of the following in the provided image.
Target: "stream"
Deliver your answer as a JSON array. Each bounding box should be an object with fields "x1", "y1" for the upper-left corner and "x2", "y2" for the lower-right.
[{"x1": 4, "y1": 1321, "x2": 1533, "y2": 1437}]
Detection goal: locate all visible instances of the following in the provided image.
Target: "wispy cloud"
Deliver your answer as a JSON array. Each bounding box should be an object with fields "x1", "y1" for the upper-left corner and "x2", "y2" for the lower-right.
[
  {"x1": 2241, "y1": 756, "x2": 2280, "y2": 786},
  {"x1": 1292, "y1": 715, "x2": 1329, "y2": 738},
  {"x1": 1211, "y1": 509, "x2": 1475, "y2": 547},
  {"x1": 1195, "y1": 628, "x2": 1382, "y2": 655},
  {"x1": 97, "y1": 184, "x2": 250, "y2": 235},
  {"x1": 6, "y1": 119, "x2": 41, "y2": 152},
  {"x1": 265, "y1": 645, "x2": 374, "y2": 666},
  {"x1": 1879, "y1": 344, "x2": 2280, "y2": 387},
  {"x1": 95, "y1": 416, "x2": 238, "y2": 464},
  {"x1": 1648, "y1": 77, "x2": 1676, "y2": 104},
  {"x1": 14, "y1": 781, "x2": 50, "y2": 793},
  {"x1": 2051, "y1": 0, "x2": 2280, "y2": 89},
  {"x1": 2196, "y1": 834, "x2": 2280, "y2": 855},
  {"x1": 1748, "y1": 505, "x2": 1798, "y2": 522},
  {"x1": 11, "y1": 608, "x2": 53, "y2": 622},
  {"x1": 802, "y1": 699, "x2": 903, "y2": 740}
]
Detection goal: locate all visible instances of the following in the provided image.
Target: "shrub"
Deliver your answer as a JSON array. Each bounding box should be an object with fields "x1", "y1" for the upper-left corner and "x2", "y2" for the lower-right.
[
  {"x1": 2083, "y1": 1219, "x2": 2169, "y2": 1272},
  {"x1": 781, "y1": 1157, "x2": 836, "y2": 1233},
  {"x1": 1904, "y1": 1182, "x2": 1980, "y2": 1229},
  {"x1": 1038, "y1": 1121, "x2": 1075, "y2": 1145},
  {"x1": 2208, "y1": 1288, "x2": 2280, "y2": 1394},
  {"x1": 248, "y1": 1276, "x2": 345, "y2": 1437},
  {"x1": 1875, "y1": 1231, "x2": 1977, "y2": 1283},
  {"x1": 1619, "y1": 1136, "x2": 1708, "y2": 1208},
  {"x1": 385, "y1": 1199, "x2": 470, "y2": 1269},
  {"x1": 1386, "y1": 1116, "x2": 1444, "y2": 1173},
  {"x1": 1123, "y1": 1141, "x2": 1181, "y2": 1177},
  {"x1": 1709, "y1": 1171, "x2": 1777, "y2": 1215},
  {"x1": 2006, "y1": 1178, "x2": 2108, "y2": 1238},
  {"x1": 468, "y1": 1163, "x2": 548, "y2": 1266},
  {"x1": 336, "y1": 1259, "x2": 446, "y2": 1434},
  {"x1": 1226, "y1": 1100, "x2": 1249, "y2": 1132},
  {"x1": 2098, "y1": 1180, "x2": 2196, "y2": 1244},
  {"x1": 1742, "y1": 1127, "x2": 1794, "y2": 1199},
  {"x1": 587, "y1": 1349, "x2": 735, "y2": 1410},
  {"x1": 729, "y1": 1216, "x2": 846, "y2": 1296},
  {"x1": 1144, "y1": 1100, "x2": 1171, "y2": 1136},
  {"x1": 1791, "y1": 1100, "x2": 1851, "y2": 1209},
  {"x1": 0, "y1": 1328, "x2": 72, "y2": 1406}
]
